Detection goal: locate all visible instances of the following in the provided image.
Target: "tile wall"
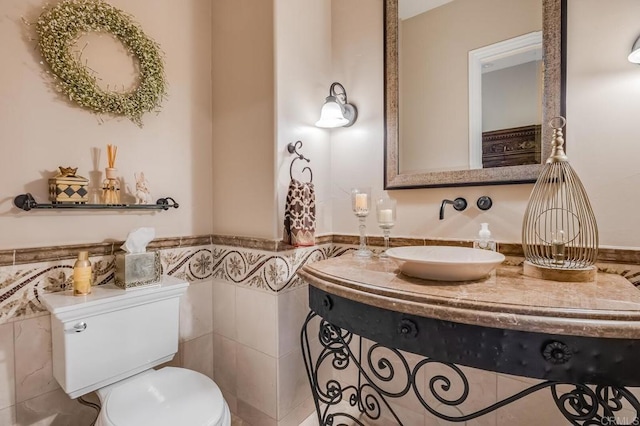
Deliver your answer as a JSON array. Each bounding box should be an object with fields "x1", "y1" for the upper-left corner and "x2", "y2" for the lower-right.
[
  {"x1": 210, "y1": 243, "x2": 353, "y2": 426},
  {"x1": 0, "y1": 239, "x2": 352, "y2": 426},
  {"x1": 0, "y1": 237, "x2": 639, "y2": 425},
  {"x1": 0, "y1": 243, "x2": 218, "y2": 424}
]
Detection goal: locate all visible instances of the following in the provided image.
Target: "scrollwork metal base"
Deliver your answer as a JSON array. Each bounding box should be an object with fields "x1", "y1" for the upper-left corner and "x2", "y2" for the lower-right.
[{"x1": 301, "y1": 311, "x2": 640, "y2": 426}]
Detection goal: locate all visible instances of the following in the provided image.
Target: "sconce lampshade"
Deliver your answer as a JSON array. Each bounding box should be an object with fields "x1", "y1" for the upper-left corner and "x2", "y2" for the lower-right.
[
  {"x1": 629, "y1": 37, "x2": 640, "y2": 63},
  {"x1": 315, "y1": 96, "x2": 349, "y2": 128},
  {"x1": 315, "y1": 82, "x2": 357, "y2": 128}
]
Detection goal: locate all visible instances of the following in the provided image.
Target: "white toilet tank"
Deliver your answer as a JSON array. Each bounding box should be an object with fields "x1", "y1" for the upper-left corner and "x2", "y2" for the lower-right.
[{"x1": 40, "y1": 275, "x2": 188, "y2": 399}]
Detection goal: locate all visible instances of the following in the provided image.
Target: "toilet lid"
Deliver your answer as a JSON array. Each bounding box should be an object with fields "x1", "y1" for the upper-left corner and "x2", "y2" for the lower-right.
[{"x1": 101, "y1": 367, "x2": 225, "y2": 426}]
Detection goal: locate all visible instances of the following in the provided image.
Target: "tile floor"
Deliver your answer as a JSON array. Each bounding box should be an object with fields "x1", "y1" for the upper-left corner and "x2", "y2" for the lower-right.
[{"x1": 231, "y1": 413, "x2": 247, "y2": 425}]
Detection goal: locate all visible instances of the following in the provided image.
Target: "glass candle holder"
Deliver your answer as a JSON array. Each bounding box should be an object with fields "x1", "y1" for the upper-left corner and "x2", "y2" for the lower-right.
[
  {"x1": 376, "y1": 197, "x2": 396, "y2": 259},
  {"x1": 351, "y1": 187, "x2": 372, "y2": 258}
]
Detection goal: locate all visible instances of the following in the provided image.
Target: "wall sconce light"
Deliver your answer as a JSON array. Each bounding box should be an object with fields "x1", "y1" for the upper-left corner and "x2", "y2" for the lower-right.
[
  {"x1": 315, "y1": 82, "x2": 358, "y2": 128},
  {"x1": 629, "y1": 36, "x2": 640, "y2": 63}
]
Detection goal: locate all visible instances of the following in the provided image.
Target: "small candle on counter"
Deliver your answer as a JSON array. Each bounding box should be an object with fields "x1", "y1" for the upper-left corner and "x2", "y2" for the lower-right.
[
  {"x1": 377, "y1": 208, "x2": 394, "y2": 224},
  {"x1": 355, "y1": 193, "x2": 368, "y2": 212}
]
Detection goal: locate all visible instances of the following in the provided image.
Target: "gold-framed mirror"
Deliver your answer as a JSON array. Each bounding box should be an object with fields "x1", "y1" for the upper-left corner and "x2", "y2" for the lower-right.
[{"x1": 384, "y1": 0, "x2": 566, "y2": 189}]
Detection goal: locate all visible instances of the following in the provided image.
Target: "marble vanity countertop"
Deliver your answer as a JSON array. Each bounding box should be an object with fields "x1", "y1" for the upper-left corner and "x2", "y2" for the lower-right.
[{"x1": 299, "y1": 254, "x2": 640, "y2": 339}]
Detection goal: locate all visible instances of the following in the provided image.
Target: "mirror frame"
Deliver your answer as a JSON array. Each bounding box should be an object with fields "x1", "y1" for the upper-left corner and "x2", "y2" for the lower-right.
[{"x1": 384, "y1": 0, "x2": 566, "y2": 189}]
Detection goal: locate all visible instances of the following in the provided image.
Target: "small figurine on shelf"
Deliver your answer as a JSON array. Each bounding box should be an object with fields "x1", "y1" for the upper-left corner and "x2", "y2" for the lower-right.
[
  {"x1": 133, "y1": 172, "x2": 152, "y2": 204},
  {"x1": 102, "y1": 144, "x2": 121, "y2": 204},
  {"x1": 48, "y1": 166, "x2": 89, "y2": 204}
]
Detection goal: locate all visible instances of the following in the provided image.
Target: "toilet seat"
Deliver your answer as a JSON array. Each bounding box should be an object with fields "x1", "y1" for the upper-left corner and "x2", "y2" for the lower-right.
[{"x1": 96, "y1": 367, "x2": 230, "y2": 426}]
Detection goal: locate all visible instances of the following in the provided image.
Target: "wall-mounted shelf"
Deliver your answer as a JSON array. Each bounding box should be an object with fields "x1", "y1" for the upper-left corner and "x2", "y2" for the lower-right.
[{"x1": 13, "y1": 193, "x2": 179, "y2": 212}]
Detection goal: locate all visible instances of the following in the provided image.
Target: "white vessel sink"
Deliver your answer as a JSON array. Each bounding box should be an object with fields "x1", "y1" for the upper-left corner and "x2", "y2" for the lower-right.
[{"x1": 386, "y1": 246, "x2": 505, "y2": 282}]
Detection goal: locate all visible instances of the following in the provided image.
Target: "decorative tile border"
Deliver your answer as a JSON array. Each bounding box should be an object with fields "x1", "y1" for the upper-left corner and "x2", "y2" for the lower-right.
[
  {"x1": 3, "y1": 234, "x2": 639, "y2": 267},
  {"x1": 0, "y1": 256, "x2": 114, "y2": 323},
  {"x1": 210, "y1": 234, "x2": 334, "y2": 252},
  {"x1": 210, "y1": 243, "x2": 344, "y2": 293},
  {"x1": 0, "y1": 235, "x2": 212, "y2": 267},
  {"x1": 500, "y1": 256, "x2": 640, "y2": 287},
  {"x1": 1, "y1": 234, "x2": 639, "y2": 325},
  {"x1": 0, "y1": 244, "x2": 214, "y2": 325},
  {"x1": 160, "y1": 245, "x2": 214, "y2": 282},
  {"x1": 0, "y1": 241, "x2": 343, "y2": 324},
  {"x1": 331, "y1": 236, "x2": 640, "y2": 267},
  {"x1": 596, "y1": 262, "x2": 640, "y2": 286}
]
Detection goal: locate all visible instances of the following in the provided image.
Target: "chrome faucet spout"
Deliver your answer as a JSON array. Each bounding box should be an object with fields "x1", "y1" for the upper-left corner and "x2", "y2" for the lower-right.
[{"x1": 439, "y1": 197, "x2": 467, "y2": 220}]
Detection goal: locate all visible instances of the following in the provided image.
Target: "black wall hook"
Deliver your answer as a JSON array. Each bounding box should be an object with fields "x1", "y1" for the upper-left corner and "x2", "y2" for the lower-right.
[{"x1": 287, "y1": 141, "x2": 313, "y2": 182}]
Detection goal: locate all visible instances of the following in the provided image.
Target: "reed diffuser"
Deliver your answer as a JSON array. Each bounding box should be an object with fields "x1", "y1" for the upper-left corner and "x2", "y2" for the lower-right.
[{"x1": 102, "y1": 144, "x2": 121, "y2": 204}]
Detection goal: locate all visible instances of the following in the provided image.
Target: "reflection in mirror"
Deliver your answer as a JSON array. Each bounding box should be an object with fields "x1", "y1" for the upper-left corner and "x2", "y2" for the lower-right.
[
  {"x1": 471, "y1": 32, "x2": 543, "y2": 170},
  {"x1": 385, "y1": 0, "x2": 565, "y2": 189}
]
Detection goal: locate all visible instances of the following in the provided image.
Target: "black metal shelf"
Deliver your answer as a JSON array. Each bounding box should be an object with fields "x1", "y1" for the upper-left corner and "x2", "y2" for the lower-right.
[{"x1": 13, "y1": 193, "x2": 179, "y2": 212}]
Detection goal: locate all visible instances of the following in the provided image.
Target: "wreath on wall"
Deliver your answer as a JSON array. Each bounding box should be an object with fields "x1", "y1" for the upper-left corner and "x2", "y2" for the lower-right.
[{"x1": 35, "y1": 0, "x2": 166, "y2": 126}]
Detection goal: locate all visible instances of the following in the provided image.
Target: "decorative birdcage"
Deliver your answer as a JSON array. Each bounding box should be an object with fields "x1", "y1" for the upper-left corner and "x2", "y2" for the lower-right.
[{"x1": 522, "y1": 117, "x2": 598, "y2": 281}]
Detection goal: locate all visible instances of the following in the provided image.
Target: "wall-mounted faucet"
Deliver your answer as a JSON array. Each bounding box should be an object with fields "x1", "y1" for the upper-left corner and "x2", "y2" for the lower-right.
[{"x1": 439, "y1": 197, "x2": 467, "y2": 220}]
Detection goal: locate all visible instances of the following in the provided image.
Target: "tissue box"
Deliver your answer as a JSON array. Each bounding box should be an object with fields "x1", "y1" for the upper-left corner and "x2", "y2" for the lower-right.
[{"x1": 114, "y1": 251, "x2": 161, "y2": 289}]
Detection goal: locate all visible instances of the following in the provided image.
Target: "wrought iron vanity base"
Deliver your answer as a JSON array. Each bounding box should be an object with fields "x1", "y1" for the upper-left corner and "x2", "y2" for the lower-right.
[{"x1": 301, "y1": 287, "x2": 640, "y2": 425}]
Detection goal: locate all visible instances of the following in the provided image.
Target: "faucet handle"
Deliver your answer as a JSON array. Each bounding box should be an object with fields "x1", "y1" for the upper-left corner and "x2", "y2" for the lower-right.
[
  {"x1": 452, "y1": 197, "x2": 468, "y2": 211},
  {"x1": 477, "y1": 196, "x2": 493, "y2": 211}
]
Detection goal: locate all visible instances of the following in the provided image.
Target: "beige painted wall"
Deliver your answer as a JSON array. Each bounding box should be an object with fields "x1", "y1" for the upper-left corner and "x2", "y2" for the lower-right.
[
  {"x1": 275, "y1": 0, "x2": 333, "y2": 238},
  {"x1": 3, "y1": 0, "x2": 639, "y2": 251},
  {"x1": 399, "y1": 0, "x2": 541, "y2": 173},
  {"x1": 212, "y1": 0, "x2": 277, "y2": 240},
  {"x1": 332, "y1": 0, "x2": 640, "y2": 249},
  {"x1": 212, "y1": 0, "x2": 333, "y2": 241},
  {"x1": 329, "y1": 0, "x2": 386, "y2": 239},
  {"x1": 565, "y1": 0, "x2": 640, "y2": 248},
  {"x1": 0, "y1": 0, "x2": 213, "y2": 250}
]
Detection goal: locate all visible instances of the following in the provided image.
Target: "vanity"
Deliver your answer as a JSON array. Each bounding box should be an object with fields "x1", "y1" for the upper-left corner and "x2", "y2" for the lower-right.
[{"x1": 299, "y1": 255, "x2": 640, "y2": 425}]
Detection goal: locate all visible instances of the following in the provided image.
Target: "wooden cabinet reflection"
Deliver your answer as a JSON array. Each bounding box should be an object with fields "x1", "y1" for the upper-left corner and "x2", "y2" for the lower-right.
[{"x1": 482, "y1": 124, "x2": 541, "y2": 168}]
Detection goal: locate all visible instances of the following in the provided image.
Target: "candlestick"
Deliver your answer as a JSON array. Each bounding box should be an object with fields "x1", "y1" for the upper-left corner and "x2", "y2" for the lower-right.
[
  {"x1": 376, "y1": 197, "x2": 397, "y2": 259},
  {"x1": 351, "y1": 187, "x2": 372, "y2": 258}
]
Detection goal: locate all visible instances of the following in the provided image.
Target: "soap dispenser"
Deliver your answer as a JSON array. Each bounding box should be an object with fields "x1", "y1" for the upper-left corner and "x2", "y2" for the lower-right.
[{"x1": 474, "y1": 223, "x2": 497, "y2": 251}]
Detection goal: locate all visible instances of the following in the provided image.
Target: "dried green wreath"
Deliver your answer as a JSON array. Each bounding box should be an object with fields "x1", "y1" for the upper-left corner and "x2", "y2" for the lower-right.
[{"x1": 35, "y1": 0, "x2": 166, "y2": 126}]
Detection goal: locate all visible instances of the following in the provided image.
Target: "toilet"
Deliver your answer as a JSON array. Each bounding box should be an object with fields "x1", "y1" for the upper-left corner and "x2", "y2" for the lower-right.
[{"x1": 40, "y1": 275, "x2": 231, "y2": 426}]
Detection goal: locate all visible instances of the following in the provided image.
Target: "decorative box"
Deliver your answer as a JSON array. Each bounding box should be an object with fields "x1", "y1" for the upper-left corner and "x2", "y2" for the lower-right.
[
  {"x1": 48, "y1": 171, "x2": 89, "y2": 204},
  {"x1": 114, "y1": 251, "x2": 161, "y2": 290}
]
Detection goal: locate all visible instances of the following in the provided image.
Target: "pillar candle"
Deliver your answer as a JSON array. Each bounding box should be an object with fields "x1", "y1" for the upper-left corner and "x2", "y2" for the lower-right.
[
  {"x1": 355, "y1": 193, "x2": 368, "y2": 211},
  {"x1": 378, "y1": 208, "x2": 393, "y2": 223}
]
